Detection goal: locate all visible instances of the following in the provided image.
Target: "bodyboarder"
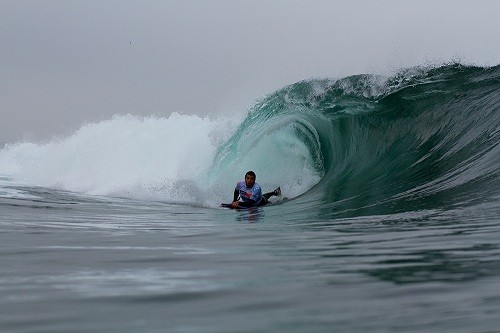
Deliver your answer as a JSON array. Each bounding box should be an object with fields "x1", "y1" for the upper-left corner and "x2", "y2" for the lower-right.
[{"x1": 230, "y1": 171, "x2": 281, "y2": 209}]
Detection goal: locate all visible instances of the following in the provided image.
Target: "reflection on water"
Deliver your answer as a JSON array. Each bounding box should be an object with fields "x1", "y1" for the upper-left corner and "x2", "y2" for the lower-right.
[{"x1": 234, "y1": 207, "x2": 266, "y2": 223}]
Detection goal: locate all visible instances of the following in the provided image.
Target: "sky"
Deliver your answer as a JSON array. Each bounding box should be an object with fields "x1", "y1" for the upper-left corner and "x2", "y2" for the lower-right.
[{"x1": 2, "y1": 0, "x2": 500, "y2": 146}]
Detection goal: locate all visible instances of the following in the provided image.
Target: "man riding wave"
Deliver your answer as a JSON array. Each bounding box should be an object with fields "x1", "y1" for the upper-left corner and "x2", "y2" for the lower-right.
[{"x1": 230, "y1": 171, "x2": 281, "y2": 208}]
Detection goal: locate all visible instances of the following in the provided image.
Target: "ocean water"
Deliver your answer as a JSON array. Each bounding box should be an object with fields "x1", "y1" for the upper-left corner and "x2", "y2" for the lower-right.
[{"x1": 1, "y1": 64, "x2": 499, "y2": 332}]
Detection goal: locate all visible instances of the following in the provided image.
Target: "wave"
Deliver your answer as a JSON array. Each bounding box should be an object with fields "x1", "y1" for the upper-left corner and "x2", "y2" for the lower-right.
[
  {"x1": 211, "y1": 64, "x2": 500, "y2": 217},
  {"x1": 1, "y1": 64, "x2": 499, "y2": 217}
]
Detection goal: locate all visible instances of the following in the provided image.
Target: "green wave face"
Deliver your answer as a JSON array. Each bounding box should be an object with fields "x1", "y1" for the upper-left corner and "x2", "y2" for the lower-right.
[{"x1": 210, "y1": 64, "x2": 500, "y2": 219}]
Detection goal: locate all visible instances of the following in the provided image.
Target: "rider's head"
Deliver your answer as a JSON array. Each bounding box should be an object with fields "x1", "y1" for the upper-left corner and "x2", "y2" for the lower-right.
[{"x1": 245, "y1": 171, "x2": 256, "y2": 188}]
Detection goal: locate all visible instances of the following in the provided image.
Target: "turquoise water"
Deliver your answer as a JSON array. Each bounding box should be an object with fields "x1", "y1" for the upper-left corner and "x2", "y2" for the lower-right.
[
  {"x1": 0, "y1": 64, "x2": 499, "y2": 332},
  {"x1": 213, "y1": 64, "x2": 499, "y2": 219}
]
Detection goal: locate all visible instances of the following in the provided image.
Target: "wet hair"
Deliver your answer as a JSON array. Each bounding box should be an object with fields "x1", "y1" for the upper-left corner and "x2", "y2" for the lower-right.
[{"x1": 245, "y1": 170, "x2": 256, "y2": 179}]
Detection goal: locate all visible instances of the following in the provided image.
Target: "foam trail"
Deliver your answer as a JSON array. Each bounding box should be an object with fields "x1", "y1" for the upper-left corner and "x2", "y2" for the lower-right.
[{"x1": 0, "y1": 113, "x2": 238, "y2": 205}]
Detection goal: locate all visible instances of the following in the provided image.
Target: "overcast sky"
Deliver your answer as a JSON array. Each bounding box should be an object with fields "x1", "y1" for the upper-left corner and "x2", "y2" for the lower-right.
[{"x1": 2, "y1": 0, "x2": 499, "y2": 145}]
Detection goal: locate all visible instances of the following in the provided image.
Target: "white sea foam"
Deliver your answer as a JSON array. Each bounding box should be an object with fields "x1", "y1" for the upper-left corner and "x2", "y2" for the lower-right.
[
  {"x1": 0, "y1": 114, "x2": 235, "y2": 204},
  {"x1": 0, "y1": 112, "x2": 321, "y2": 206}
]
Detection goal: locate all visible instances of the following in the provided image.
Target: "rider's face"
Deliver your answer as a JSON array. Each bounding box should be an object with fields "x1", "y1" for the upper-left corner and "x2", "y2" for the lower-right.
[{"x1": 245, "y1": 174, "x2": 255, "y2": 188}]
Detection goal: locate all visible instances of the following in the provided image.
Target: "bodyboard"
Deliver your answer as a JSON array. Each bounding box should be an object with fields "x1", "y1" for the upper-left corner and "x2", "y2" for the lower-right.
[{"x1": 220, "y1": 203, "x2": 252, "y2": 209}]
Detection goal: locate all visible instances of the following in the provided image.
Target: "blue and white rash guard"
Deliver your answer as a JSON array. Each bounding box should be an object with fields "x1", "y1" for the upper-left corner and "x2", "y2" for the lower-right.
[{"x1": 235, "y1": 181, "x2": 262, "y2": 205}]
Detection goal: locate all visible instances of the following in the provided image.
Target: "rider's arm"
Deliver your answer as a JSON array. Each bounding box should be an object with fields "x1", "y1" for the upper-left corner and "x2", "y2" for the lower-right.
[{"x1": 233, "y1": 189, "x2": 239, "y2": 202}]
